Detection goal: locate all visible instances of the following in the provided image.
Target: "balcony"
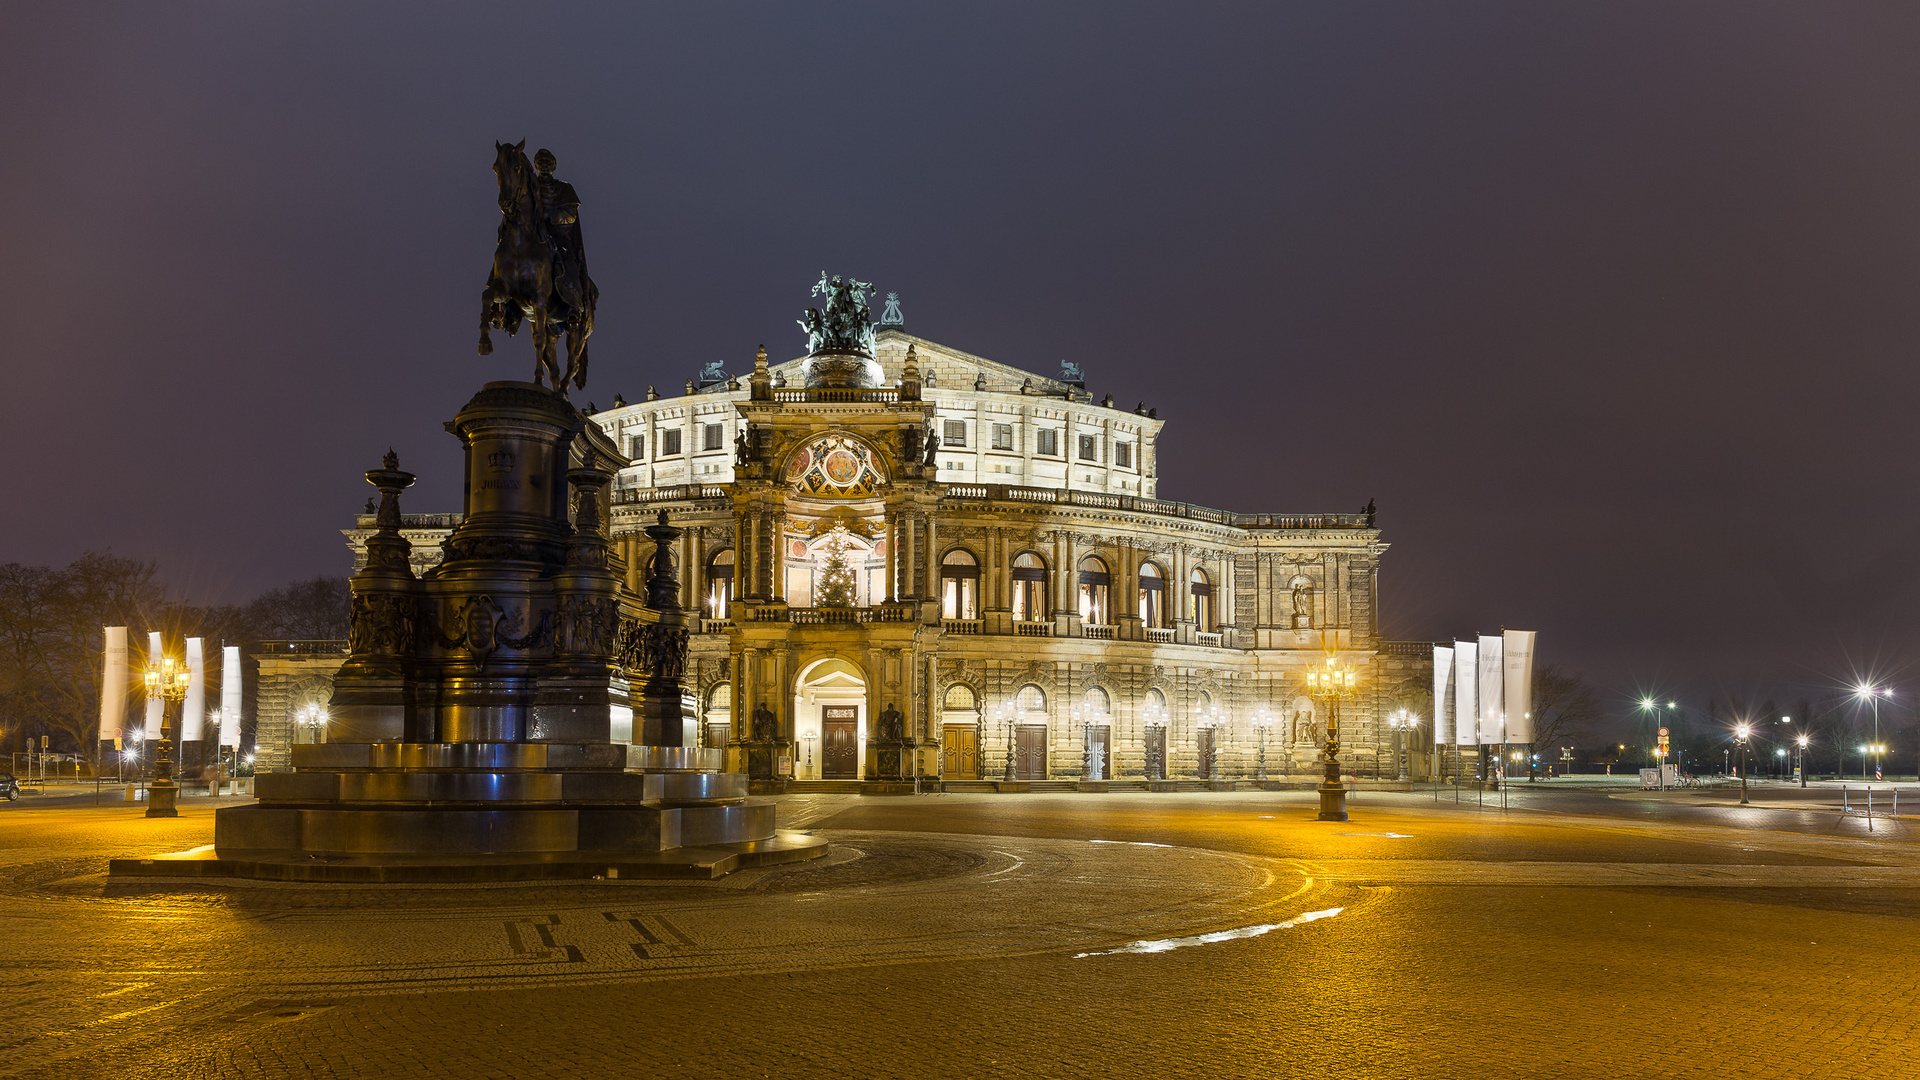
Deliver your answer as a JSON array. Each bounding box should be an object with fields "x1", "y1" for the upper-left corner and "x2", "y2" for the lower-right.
[
  {"x1": 1015, "y1": 621, "x2": 1053, "y2": 637},
  {"x1": 942, "y1": 619, "x2": 983, "y2": 635},
  {"x1": 613, "y1": 484, "x2": 728, "y2": 505},
  {"x1": 772, "y1": 387, "x2": 900, "y2": 404},
  {"x1": 1196, "y1": 632, "x2": 1224, "y2": 648},
  {"x1": 1083, "y1": 624, "x2": 1116, "y2": 641},
  {"x1": 1144, "y1": 627, "x2": 1175, "y2": 643}
]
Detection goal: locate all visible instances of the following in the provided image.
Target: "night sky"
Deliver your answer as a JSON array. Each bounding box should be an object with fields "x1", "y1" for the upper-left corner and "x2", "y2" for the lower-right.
[{"x1": 5, "y1": 4, "x2": 1918, "y2": 710}]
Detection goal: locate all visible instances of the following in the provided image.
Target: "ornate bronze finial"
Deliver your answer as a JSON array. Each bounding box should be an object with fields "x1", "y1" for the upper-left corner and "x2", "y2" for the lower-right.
[
  {"x1": 478, "y1": 141, "x2": 597, "y2": 397},
  {"x1": 879, "y1": 291, "x2": 904, "y2": 327},
  {"x1": 383, "y1": 447, "x2": 399, "y2": 470}
]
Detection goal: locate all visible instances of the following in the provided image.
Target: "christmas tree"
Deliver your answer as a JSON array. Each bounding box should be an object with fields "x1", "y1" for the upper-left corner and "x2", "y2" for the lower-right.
[{"x1": 816, "y1": 528, "x2": 858, "y2": 607}]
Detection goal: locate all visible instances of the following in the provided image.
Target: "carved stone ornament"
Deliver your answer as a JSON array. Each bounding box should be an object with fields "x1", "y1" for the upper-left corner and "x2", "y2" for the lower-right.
[
  {"x1": 555, "y1": 594, "x2": 618, "y2": 657},
  {"x1": 617, "y1": 618, "x2": 689, "y2": 682},
  {"x1": 429, "y1": 595, "x2": 552, "y2": 667},
  {"x1": 348, "y1": 593, "x2": 418, "y2": 657}
]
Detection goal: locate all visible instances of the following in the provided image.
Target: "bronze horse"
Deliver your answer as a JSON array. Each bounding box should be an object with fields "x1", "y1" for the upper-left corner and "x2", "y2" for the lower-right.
[{"x1": 478, "y1": 141, "x2": 593, "y2": 394}]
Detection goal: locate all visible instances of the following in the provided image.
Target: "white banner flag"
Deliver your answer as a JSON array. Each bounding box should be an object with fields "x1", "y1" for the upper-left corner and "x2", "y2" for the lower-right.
[
  {"x1": 180, "y1": 637, "x2": 206, "y2": 742},
  {"x1": 101, "y1": 627, "x2": 129, "y2": 749},
  {"x1": 1504, "y1": 630, "x2": 1536, "y2": 743},
  {"x1": 143, "y1": 631, "x2": 163, "y2": 739},
  {"x1": 1453, "y1": 640, "x2": 1477, "y2": 745},
  {"x1": 1478, "y1": 635, "x2": 1504, "y2": 744},
  {"x1": 1432, "y1": 645, "x2": 1454, "y2": 745},
  {"x1": 221, "y1": 646, "x2": 243, "y2": 748}
]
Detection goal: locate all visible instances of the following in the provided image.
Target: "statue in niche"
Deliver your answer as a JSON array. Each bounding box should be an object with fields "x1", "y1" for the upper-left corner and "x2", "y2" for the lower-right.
[
  {"x1": 1291, "y1": 581, "x2": 1313, "y2": 628},
  {"x1": 750, "y1": 702, "x2": 776, "y2": 742},
  {"x1": 923, "y1": 420, "x2": 939, "y2": 466},
  {"x1": 1291, "y1": 696, "x2": 1318, "y2": 746},
  {"x1": 878, "y1": 703, "x2": 904, "y2": 741}
]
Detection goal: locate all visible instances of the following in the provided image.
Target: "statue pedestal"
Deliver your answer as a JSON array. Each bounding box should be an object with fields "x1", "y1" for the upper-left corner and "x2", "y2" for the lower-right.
[
  {"x1": 110, "y1": 379, "x2": 825, "y2": 883},
  {"x1": 143, "y1": 779, "x2": 179, "y2": 818}
]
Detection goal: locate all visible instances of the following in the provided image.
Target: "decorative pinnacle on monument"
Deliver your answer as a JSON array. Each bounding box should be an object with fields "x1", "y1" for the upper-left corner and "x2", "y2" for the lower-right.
[
  {"x1": 643, "y1": 510, "x2": 682, "y2": 611},
  {"x1": 879, "y1": 291, "x2": 904, "y2": 327}
]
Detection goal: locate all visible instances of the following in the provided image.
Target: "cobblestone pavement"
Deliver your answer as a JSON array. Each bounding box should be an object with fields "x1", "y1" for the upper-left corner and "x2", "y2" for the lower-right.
[{"x1": 2, "y1": 790, "x2": 1916, "y2": 1079}]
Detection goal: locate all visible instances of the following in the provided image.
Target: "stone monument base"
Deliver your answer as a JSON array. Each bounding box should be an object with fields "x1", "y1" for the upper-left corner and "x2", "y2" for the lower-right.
[{"x1": 109, "y1": 743, "x2": 827, "y2": 883}]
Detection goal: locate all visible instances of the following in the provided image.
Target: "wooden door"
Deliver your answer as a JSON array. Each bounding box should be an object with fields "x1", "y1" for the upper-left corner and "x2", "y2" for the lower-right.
[
  {"x1": 704, "y1": 723, "x2": 729, "y2": 750},
  {"x1": 1015, "y1": 725, "x2": 1048, "y2": 780},
  {"x1": 1089, "y1": 725, "x2": 1111, "y2": 780},
  {"x1": 1197, "y1": 727, "x2": 1217, "y2": 778},
  {"x1": 1146, "y1": 726, "x2": 1167, "y2": 780},
  {"x1": 822, "y1": 707, "x2": 859, "y2": 779},
  {"x1": 942, "y1": 724, "x2": 979, "y2": 780}
]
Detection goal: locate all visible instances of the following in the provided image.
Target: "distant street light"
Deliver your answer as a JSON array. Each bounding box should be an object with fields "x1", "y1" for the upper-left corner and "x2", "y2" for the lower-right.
[
  {"x1": 1734, "y1": 723, "x2": 1751, "y2": 805},
  {"x1": 1387, "y1": 708, "x2": 1416, "y2": 783},
  {"x1": 1796, "y1": 733, "x2": 1810, "y2": 788}
]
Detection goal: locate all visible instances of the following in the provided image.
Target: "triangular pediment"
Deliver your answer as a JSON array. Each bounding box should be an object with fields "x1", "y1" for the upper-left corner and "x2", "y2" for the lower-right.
[{"x1": 768, "y1": 329, "x2": 1089, "y2": 399}]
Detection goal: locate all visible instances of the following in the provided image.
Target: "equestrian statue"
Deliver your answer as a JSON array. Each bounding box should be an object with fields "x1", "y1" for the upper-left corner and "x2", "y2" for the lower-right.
[{"x1": 479, "y1": 141, "x2": 599, "y2": 396}]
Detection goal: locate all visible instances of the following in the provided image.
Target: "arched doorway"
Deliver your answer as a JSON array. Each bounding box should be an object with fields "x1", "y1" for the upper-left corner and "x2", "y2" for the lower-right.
[
  {"x1": 703, "y1": 682, "x2": 732, "y2": 749},
  {"x1": 793, "y1": 658, "x2": 867, "y2": 780},
  {"x1": 941, "y1": 683, "x2": 981, "y2": 779},
  {"x1": 1013, "y1": 683, "x2": 1049, "y2": 780}
]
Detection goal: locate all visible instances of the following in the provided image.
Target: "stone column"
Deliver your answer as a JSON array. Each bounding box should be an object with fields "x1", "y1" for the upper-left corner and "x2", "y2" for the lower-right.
[{"x1": 772, "y1": 511, "x2": 788, "y2": 602}]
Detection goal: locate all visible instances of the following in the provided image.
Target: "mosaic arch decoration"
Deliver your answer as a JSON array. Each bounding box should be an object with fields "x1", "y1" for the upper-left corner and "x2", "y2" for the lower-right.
[{"x1": 786, "y1": 433, "x2": 886, "y2": 497}]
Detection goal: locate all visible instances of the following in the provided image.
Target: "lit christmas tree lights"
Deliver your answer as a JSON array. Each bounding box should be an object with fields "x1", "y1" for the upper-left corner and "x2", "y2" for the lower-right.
[{"x1": 816, "y1": 527, "x2": 858, "y2": 607}]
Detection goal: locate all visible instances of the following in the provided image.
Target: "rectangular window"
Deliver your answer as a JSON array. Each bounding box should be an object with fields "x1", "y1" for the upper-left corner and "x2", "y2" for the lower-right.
[
  {"x1": 992, "y1": 423, "x2": 1014, "y2": 451},
  {"x1": 661, "y1": 429, "x2": 682, "y2": 456},
  {"x1": 1036, "y1": 428, "x2": 1058, "y2": 456},
  {"x1": 944, "y1": 420, "x2": 967, "y2": 447},
  {"x1": 628, "y1": 435, "x2": 644, "y2": 461},
  {"x1": 703, "y1": 423, "x2": 724, "y2": 451},
  {"x1": 1115, "y1": 441, "x2": 1131, "y2": 469},
  {"x1": 1078, "y1": 434, "x2": 1098, "y2": 461}
]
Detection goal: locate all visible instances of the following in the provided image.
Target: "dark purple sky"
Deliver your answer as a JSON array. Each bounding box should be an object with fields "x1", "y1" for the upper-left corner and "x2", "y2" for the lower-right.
[{"x1": 5, "y1": 3, "x2": 1918, "y2": 711}]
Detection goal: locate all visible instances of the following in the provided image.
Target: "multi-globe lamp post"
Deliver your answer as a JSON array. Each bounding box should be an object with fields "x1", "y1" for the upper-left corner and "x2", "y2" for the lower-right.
[
  {"x1": 1796, "y1": 733, "x2": 1810, "y2": 787},
  {"x1": 1387, "y1": 708, "x2": 1416, "y2": 782},
  {"x1": 1304, "y1": 651, "x2": 1358, "y2": 821},
  {"x1": 1251, "y1": 707, "x2": 1275, "y2": 783},
  {"x1": 140, "y1": 653, "x2": 192, "y2": 818}
]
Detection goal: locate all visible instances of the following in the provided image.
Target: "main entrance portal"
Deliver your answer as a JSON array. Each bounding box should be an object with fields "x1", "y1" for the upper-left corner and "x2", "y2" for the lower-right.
[{"x1": 794, "y1": 657, "x2": 868, "y2": 781}]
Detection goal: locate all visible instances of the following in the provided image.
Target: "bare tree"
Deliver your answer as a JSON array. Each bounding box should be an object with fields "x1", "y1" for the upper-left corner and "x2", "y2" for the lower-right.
[{"x1": 1530, "y1": 664, "x2": 1603, "y2": 758}]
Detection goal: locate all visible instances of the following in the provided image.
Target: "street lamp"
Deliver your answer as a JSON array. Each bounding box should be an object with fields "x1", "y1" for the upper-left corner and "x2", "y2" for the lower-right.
[
  {"x1": 994, "y1": 705, "x2": 1015, "y2": 782},
  {"x1": 1304, "y1": 650, "x2": 1359, "y2": 821},
  {"x1": 1734, "y1": 723, "x2": 1751, "y2": 805},
  {"x1": 297, "y1": 703, "x2": 329, "y2": 745},
  {"x1": 1251, "y1": 707, "x2": 1275, "y2": 783},
  {"x1": 1869, "y1": 742, "x2": 1888, "y2": 782},
  {"x1": 1195, "y1": 706, "x2": 1227, "y2": 782},
  {"x1": 1796, "y1": 733, "x2": 1810, "y2": 788},
  {"x1": 140, "y1": 652, "x2": 191, "y2": 818},
  {"x1": 1854, "y1": 685, "x2": 1891, "y2": 771},
  {"x1": 800, "y1": 730, "x2": 817, "y2": 776},
  {"x1": 1387, "y1": 708, "x2": 1416, "y2": 783}
]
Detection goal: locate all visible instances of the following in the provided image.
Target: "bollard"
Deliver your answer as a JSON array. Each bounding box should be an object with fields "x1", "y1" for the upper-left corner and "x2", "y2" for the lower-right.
[{"x1": 1868, "y1": 788, "x2": 1874, "y2": 832}]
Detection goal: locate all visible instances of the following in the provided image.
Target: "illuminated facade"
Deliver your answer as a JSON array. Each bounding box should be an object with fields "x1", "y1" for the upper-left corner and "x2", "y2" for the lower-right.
[{"x1": 575, "y1": 325, "x2": 1430, "y2": 785}]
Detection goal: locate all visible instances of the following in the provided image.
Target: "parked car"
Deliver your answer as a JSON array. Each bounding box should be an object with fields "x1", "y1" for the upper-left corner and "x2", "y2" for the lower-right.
[{"x1": 0, "y1": 773, "x2": 18, "y2": 801}]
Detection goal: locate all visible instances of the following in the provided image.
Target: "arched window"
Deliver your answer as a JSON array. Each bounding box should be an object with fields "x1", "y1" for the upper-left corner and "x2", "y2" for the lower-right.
[
  {"x1": 1084, "y1": 686, "x2": 1111, "y2": 715},
  {"x1": 707, "y1": 682, "x2": 732, "y2": 712},
  {"x1": 1078, "y1": 555, "x2": 1111, "y2": 625},
  {"x1": 1011, "y1": 552, "x2": 1048, "y2": 622},
  {"x1": 1138, "y1": 561, "x2": 1168, "y2": 628},
  {"x1": 1190, "y1": 568, "x2": 1214, "y2": 630},
  {"x1": 943, "y1": 684, "x2": 978, "y2": 710},
  {"x1": 1015, "y1": 684, "x2": 1048, "y2": 714},
  {"x1": 705, "y1": 548, "x2": 734, "y2": 617},
  {"x1": 703, "y1": 682, "x2": 732, "y2": 750},
  {"x1": 1144, "y1": 687, "x2": 1168, "y2": 726},
  {"x1": 941, "y1": 548, "x2": 979, "y2": 620}
]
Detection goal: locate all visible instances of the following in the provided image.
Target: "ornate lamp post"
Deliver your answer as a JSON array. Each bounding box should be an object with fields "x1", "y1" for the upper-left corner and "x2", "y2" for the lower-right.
[
  {"x1": 1304, "y1": 651, "x2": 1358, "y2": 821},
  {"x1": 1251, "y1": 707, "x2": 1275, "y2": 782},
  {"x1": 1195, "y1": 706, "x2": 1226, "y2": 782},
  {"x1": 1796, "y1": 733, "x2": 1810, "y2": 788},
  {"x1": 297, "y1": 703, "x2": 329, "y2": 745},
  {"x1": 1143, "y1": 701, "x2": 1166, "y2": 782},
  {"x1": 1387, "y1": 708, "x2": 1416, "y2": 782},
  {"x1": 801, "y1": 730, "x2": 817, "y2": 777},
  {"x1": 141, "y1": 653, "x2": 191, "y2": 818}
]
